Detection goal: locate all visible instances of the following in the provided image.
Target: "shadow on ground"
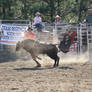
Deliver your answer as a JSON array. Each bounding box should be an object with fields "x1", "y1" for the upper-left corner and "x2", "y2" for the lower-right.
[{"x1": 14, "y1": 66, "x2": 73, "y2": 71}]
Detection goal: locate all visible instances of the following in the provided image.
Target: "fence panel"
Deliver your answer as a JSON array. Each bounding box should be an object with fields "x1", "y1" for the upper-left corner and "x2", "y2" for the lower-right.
[{"x1": 0, "y1": 21, "x2": 91, "y2": 62}]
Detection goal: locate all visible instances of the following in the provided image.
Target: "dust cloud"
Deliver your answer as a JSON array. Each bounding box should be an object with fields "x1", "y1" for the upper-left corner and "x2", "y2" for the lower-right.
[{"x1": 37, "y1": 52, "x2": 88, "y2": 67}]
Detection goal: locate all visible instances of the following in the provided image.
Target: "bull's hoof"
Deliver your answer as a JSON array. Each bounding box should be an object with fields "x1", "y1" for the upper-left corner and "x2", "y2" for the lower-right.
[
  {"x1": 53, "y1": 65, "x2": 58, "y2": 68},
  {"x1": 53, "y1": 66, "x2": 56, "y2": 68},
  {"x1": 36, "y1": 64, "x2": 41, "y2": 67}
]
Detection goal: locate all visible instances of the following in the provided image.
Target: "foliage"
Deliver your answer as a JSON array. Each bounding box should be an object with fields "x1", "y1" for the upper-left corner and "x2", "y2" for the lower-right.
[{"x1": 0, "y1": 0, "x2": 92, "y2": 22}]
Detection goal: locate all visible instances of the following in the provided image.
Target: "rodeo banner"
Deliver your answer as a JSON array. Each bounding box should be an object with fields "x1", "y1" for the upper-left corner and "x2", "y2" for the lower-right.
[{"x1": 0, "y1": 24, "x2": 28, "y2": 45}]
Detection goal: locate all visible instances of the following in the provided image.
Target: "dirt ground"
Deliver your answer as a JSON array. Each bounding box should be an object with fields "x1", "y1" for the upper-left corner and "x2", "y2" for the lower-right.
[{"x1": 0, "y1": 56, "x2": 92, "y2": 92}]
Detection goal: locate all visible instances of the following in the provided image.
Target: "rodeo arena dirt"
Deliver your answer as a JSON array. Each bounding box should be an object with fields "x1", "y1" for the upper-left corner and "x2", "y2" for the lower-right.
[{"x1": 0, "y1": 20, "x2": 92, "y2": 92}]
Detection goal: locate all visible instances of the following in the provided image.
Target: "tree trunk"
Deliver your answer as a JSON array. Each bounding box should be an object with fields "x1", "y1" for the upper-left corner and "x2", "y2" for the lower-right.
[
  {"x1": 57, "y1": 0, "x2": 60, "y2": 15},
  {"x1": 49, "y1": 0, "x2": 55, "y2": 22},
  {"x1": 2, "y1": 2, "x2": 6, "y2": 19},
  {"x1": 24, "y1": 0, "x2": 27, "y2": 19}
]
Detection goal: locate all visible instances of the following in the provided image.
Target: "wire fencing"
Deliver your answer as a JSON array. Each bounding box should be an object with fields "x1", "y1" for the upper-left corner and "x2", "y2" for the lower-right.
[{"x1": 0, "y1": 20, "x2": 92, "y2": 62}]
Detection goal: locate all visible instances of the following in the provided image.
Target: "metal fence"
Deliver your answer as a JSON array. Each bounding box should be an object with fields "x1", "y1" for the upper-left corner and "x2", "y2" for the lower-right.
[
  {"x1": 0, "y1": 20, "x2": 92, "y2": 62},
  {"x1": 53, "y1": 23, "x2": 92, "y2": 61}
]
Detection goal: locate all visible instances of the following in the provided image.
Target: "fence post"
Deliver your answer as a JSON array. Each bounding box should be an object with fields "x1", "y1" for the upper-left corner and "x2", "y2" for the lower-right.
[
  {"x1": 0, "y1": 20, "x2": 1, "y2": 45},
  {"x1": 79, "y1": 24, "x2": 83, "y2": 55},
  {"x1": 0, "y1": 20, "x2": 4, "y2": 51},
  {"x1": 76, "y1": 26, "x2": 80, "y2": 54},
  {"x1": 87, "y1": 24, "x2": 92, "y2": 61},
  {"x1": 53, "y1": 24, "x2": 58, "y2": 44},
  {"x1": 86, "y1": 24, "x2": 89, "y2": 61}
]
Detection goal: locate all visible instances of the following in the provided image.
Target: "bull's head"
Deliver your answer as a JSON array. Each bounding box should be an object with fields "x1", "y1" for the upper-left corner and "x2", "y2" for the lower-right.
[{"x1": 16, "y1": 41, "x2": 21, "y2": 51}]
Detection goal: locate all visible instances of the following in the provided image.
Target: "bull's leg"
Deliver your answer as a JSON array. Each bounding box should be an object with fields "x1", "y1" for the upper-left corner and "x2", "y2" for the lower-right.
[
  {"x1": 53, "y1": 55, "x2": 60, "y2": 67},
  {"x1": 31, "y1": 55, "x2": 41, "y2": 67},
  {"x1": 54, "y1": 60, "x2": 57, "y2": 67},
  {"x1": 36, "y1": 56, "x2": 42, "y2": 60},
  {"x1": 33, "y1": 58, "x2": 41, "y2": 67},
  {"x1": 56, "y1": 56, "x2": 59, "y2": 67},
  {"x1": 47, "y1": 53, "x2": 59, "y2": 67}
]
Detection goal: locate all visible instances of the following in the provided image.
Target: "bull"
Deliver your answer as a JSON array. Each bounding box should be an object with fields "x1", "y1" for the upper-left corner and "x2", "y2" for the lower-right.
[{"x1": 16, "y1": 39, "x2": 59, "y2": 67}]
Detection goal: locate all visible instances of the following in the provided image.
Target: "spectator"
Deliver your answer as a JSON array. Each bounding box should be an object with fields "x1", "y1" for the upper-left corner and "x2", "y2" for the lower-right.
[
  {"x1": 24, "y1": 27, "x2": 36, "y2": 40},
  {"x1": 86, "y1": 9, "x2": 92, "y2": 24},
  {"x1": 55, "y1": 15, "x2": 62, "y2": 25},
  {"x1": 33, "y1": 12, "x2": 43, "y2": 31}
]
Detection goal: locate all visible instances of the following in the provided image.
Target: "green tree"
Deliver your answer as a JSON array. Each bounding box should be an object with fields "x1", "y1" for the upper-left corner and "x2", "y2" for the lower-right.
[{"x1": 0, "y1": 0, "x2": 92, "y2": 22}]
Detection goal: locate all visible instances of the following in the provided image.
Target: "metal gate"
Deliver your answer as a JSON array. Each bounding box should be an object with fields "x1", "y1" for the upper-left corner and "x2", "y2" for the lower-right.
[
  {"x1": 53, "y1": 23, "x2": 90, "y2": 61},
  {"x1": 78, "y1": 23, "x2": 92, "y2": 61}
]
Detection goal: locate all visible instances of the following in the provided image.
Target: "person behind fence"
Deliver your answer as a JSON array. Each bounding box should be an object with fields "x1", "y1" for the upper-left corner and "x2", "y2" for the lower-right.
[
  {"x1": 33, "y1": 12, "x2": 43, "y2": 31},
  {"x1": 55, "y1": 15, "x2": 62, "y2": 25},
  {"x1": 24, "y1": 27, "x2": 36, "y2": 40},
  {"x1": 58, "y1": 29, "x2": 76, "y2": 53},
  {"x1": 86, "y1": 8, "x2": 92, "y2": 24}
]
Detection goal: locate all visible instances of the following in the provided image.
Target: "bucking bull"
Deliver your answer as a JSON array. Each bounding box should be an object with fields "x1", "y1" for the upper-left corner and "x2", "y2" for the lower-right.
[
  {"x1": 16, "y1": 39, "x2": 59, "y2": 67},
  {"x1": 16, "y1": 32, "x2": 76, "y2": 67}
]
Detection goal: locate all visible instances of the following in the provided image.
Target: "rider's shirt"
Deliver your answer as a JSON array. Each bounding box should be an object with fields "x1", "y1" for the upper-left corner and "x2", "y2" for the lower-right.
[
  {"x1": 33, "y1": 16, "x2": 42, "y2": 24},
  {"x1": 24, "y1": 31, "x2": 36, "y2": 40}
]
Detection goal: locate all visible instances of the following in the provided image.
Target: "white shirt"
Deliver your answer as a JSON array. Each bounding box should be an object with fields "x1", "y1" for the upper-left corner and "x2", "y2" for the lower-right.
[
  {"x1": 33, "y1": 16, "x2": 42, "y2": 24},
  {"x1": 55, "y1": 20, "x2": 62, "y2": 25}
]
